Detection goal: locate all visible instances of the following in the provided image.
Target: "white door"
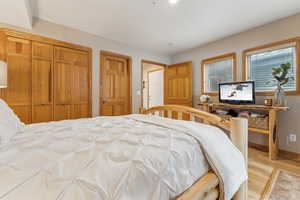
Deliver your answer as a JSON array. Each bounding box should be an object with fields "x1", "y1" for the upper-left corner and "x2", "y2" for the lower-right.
[{"x1": 148, "y1": 70, "x2": 164, "y2": 108}]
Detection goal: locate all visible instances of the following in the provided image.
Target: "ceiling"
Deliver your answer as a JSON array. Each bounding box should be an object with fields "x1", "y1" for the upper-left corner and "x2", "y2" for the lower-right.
[
  {"x1": 0, "y1": 0, "x2": 32, "y2": 29},
  {"x1": 2, "y1": 0, "x2": 300, "y2": 55}
]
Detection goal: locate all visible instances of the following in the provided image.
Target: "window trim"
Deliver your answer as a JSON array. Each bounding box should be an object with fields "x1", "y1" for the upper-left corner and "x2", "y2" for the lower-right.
[
  {"x1": 243, "y1": 38, "x2": 300, "y2": 96},
  {"x1": 201, "y1": 53, "x2": 237, "y2": 96}
]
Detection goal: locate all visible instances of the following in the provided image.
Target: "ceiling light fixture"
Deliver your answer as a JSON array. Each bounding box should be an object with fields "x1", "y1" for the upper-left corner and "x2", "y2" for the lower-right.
[{"x1": 169, "y1": 0, "x2": 179, "y2": 5}]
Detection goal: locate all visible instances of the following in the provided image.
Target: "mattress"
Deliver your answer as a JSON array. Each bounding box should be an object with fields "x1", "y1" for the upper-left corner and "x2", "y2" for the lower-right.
[{"x1": 0, "y1": 115, "x2": 210, "y2": 200}]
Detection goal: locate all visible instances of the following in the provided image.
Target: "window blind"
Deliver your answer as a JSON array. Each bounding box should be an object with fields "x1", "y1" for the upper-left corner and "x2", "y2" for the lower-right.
[
  {"x1": 205, "y1": 59, "x2": 233, "y2": 92},
  {"x1": 247, "y1": 46, "x2": 296, "y2": 92}
]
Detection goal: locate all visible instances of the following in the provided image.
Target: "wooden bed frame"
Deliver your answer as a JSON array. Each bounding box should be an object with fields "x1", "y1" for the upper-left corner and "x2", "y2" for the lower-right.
[{"x1": 142, "y1": 105, "x2": 248, "y2": 200}]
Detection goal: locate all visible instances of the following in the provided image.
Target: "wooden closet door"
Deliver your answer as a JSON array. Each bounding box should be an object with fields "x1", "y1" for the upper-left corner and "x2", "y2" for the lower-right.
[
  {"x1": 54, "y1": 47, "x2": 90, "y2": 121},
  {"x1": 6, "y1": 37, "x2": 32, "y2": 124},
  {"x1": 32, "y1": 42, "x2": 53, "y2": 123},
  {"x1": 165, "y1": 62, "x2": 193, "y2": 107},
  {"x1": 54, "y1": 47, "x2": 73, "y2": 121},
  {"x1": 71, "y1": 50, "x2": 89, "y2": 119},
  {"x1": 100, "y1": 53, "x2": 131, "y2": 116},
  {"x1": 54, "y1": 62, "x2": 72, "y2": 120}
]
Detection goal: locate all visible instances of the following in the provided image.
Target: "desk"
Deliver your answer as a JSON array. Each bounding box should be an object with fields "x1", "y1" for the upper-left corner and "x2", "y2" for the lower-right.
[{"x1": 198, "y1": 103, "x2": 289, "y2": 160}]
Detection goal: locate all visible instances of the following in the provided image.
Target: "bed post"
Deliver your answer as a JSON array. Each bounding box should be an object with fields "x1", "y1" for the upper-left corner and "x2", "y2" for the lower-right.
[{"x1": 231, "y1": 118, "x2": 248, "y2": 200}]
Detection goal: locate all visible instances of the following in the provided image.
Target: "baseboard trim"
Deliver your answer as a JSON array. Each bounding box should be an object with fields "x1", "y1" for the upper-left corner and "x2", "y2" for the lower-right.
[
  {"x1": 249, "y1": 142, "x2": 300, "y2": 161},
  {"x1": 249, "y1": 142, "x2": 268, "y2": 152}
]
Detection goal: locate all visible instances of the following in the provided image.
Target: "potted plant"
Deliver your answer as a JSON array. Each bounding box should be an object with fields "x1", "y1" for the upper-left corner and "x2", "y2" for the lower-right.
[{"x1": 267, "y1": 63, "x2": 292, "y2": 106}]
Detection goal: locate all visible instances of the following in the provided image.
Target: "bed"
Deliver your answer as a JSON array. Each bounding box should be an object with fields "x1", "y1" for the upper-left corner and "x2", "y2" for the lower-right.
[
  {"x1": 142, "y1": 105, "x2": 248, "y2": 200},
  {"x1": 0, "y1": 101, "x2": 248, "y2": 200}
]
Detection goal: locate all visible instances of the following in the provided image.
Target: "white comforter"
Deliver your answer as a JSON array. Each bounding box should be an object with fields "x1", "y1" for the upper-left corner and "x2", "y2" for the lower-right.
[{"x1": 0, "y1": 114, "x2": 247, "y2": 200}]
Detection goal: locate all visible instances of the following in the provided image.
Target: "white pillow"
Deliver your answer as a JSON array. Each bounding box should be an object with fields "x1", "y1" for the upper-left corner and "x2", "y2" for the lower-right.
[{"x1": 0, "y1": 99, "x2": 25, "y2": 144}]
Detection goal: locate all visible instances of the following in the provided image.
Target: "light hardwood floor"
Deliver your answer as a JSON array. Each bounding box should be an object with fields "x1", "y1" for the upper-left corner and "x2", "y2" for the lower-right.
[{"x1": 248, "y1": 148, "x2": 300, "y2": 200}]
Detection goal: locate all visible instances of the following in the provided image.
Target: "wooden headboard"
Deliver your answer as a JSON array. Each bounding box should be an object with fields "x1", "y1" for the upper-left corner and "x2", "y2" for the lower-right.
[{"x1": 142, "y1": 105, "x2": 231, "y2": 130}]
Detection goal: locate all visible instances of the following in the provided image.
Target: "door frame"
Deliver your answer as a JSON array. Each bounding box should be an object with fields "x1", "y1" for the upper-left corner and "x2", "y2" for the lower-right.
[
  {"x1": 99, "y1": 50, "x2": 132, "y2": 115},
  {"x1": 141, "y1": 60, "x2": 167, "y2": 110}
]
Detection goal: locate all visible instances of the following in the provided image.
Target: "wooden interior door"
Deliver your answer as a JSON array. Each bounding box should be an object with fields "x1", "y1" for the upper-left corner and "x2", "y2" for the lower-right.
[
  {"x1": 100, "y1": 51, "x2": 131, "y2": 116},
  {"x1": 54, "y1": 62, "x2": 72, "y2": 121},
  {"x1": 71, "y1": 50, "x2": 89, "y2": 119},
  {"x1": 54, "y1": 47, "x2": 73, "y2": 121},
  {"x1": 0, "y1": 29, "x2": 92, "y2": 124},
  {"x1": 5, "y1": 37, "x2": 32, "y2": 124},
  {"x1": 54, "y1": 47, "x2": 90, "y2": 121},
  {"x1": 32, "y1": 42, "x2": 53, "y2": 123},
  {"x1": 165, "y1": 62, "x2": 193, "y2": 107}
]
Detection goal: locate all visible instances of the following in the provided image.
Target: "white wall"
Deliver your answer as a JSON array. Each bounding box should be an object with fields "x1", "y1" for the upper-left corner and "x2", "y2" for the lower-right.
[
  {"x1": 148, "y1": 70, "x2": 164, "y2": 108},
  {"x1": 0, "y1": 19, "x2": 171, "y2": 116},
  {"x1": 172, "y1": 13, "x2": 300, "y2": 154}
]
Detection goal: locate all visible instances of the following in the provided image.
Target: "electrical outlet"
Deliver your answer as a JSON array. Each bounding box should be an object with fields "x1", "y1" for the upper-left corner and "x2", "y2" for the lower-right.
[{"x1": 289, "y1": 134, "x2": 297, "y2": 142}]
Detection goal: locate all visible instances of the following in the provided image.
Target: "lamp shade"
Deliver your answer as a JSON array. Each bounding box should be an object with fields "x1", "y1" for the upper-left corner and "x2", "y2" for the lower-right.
[{"x1": 0, "y1": 61, "x2": 7, "y2": 88}]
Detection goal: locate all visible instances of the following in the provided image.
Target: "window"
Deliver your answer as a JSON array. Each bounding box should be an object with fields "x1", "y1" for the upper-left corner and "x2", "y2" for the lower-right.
[
  {"x1": 201, "y1": 53, "x2": 236, "y2": 95},
  {"x1": 244, "y1": 39, "x2": 299, "y2": 95}
]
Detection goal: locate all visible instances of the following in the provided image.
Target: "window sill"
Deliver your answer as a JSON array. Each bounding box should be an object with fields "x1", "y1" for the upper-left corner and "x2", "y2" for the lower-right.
[
  {"x1": 202, "y1": 92, "x2": 219, "y2": 96},
  {"x1": 202, "y1": 90, "x2": 300, "y2": 97},
  {"x1": 256, "y1": 90, "x2": 300, "y2": 96}
]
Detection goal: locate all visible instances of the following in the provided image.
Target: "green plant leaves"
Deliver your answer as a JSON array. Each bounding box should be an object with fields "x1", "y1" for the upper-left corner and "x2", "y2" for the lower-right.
[{"x1": 270, "y1": 62, "x2": 291, "y2": 86}]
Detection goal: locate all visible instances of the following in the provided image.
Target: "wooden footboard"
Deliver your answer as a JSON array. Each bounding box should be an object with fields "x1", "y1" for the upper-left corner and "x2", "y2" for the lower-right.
[
  {"x1": 177, "y1": 172, "x2": 219, "y2": 200},
  {"x1": 142, "y1": 105, "x2": 248, "y2": 200}
]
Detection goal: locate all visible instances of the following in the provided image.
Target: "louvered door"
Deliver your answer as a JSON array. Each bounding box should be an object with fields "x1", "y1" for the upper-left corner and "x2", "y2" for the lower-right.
[
  {"x1": 5, "y1": 37, "x2": 32, "y2": 124},
  {"x1": 32, "y1": 42, "x2": 54, "y2": 123}
]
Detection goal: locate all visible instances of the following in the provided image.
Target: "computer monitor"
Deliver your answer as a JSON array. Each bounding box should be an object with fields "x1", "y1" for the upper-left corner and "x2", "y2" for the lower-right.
[{"x1": 219, "y1": 81, "x2": 255, "y2": 104}]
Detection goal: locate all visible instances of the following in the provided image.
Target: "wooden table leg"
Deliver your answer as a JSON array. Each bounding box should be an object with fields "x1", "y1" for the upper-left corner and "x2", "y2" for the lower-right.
[
  {"x1": 202, "y1": 105, "x2": 212, "y2": 124},
  {"x1": 0, "y1": 88, "x2": 6, "y2": 99},
  {"x1": 269, "y1": 109, "x2": 279, "y2": 160}
]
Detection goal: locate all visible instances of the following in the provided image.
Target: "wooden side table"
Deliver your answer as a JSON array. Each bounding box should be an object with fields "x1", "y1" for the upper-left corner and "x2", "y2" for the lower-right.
[{"x1": 198, "y1": 103, "x2": 289, "y2": 160}]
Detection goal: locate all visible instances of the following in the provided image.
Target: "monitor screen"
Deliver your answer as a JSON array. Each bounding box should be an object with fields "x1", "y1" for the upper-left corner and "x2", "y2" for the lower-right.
[{"x1": 219, "y1": 81, "x2": 255, "y2": 104}]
